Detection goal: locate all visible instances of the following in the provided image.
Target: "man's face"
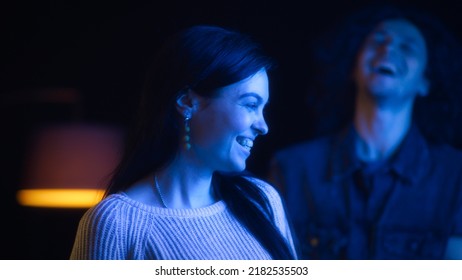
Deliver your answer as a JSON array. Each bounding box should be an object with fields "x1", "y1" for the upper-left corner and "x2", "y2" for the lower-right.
[{"x1": 354, "y1": 18, "x2": 429, "y2": 105}]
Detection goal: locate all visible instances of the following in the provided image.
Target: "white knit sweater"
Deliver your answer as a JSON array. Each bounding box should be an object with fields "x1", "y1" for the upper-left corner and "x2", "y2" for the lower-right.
[{"x1": 70, "y1": 177, "x2": 296, "y2": 260}]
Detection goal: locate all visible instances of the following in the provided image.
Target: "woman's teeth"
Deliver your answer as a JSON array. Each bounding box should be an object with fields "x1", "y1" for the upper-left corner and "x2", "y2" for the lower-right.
[{"x1": 237, "y1": 137, "x2": 253, "y2": 150}]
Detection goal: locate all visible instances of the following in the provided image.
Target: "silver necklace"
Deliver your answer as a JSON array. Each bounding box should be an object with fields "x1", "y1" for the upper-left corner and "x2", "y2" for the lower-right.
[{"x1": 154, "y1": 176, "x2": 168, "y2": 208}]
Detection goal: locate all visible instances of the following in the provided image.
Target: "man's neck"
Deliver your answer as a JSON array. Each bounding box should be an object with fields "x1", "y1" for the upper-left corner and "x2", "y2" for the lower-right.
[{"x1": 353, "y1": 94, "x2": 413, "y2": 162}]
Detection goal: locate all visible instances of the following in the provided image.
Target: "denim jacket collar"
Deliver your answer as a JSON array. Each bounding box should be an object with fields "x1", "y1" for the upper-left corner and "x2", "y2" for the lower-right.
[{"x1": 327, "y1": 123, "x2": 431, "y2": 185}]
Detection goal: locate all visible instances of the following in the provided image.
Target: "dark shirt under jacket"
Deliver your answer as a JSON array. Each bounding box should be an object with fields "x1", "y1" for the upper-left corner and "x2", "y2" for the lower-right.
[{"x1": 269, "y1": 124, "x2": 462, "y2": 259}]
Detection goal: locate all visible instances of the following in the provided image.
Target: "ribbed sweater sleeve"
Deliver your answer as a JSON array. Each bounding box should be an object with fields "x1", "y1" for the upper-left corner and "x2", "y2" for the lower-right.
[{"x1": 70, "y1": 197, "x2": 128, "y2": 259}]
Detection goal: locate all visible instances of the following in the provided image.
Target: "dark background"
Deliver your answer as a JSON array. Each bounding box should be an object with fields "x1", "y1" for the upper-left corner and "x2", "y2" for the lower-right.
[{"x1": 1, "y1": 0, "x2": 462, "y2": 259}]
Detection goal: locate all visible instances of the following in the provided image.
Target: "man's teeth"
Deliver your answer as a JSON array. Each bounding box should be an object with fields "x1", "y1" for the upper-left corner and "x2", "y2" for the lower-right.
[{"x1": 237, "y1": 138, "x2": 253, "y2": 150}]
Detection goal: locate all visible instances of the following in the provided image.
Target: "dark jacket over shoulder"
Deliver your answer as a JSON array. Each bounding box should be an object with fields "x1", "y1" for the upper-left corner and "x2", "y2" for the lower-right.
[{"x1": 269, "y1": 124, "x2": 462, "y2": 259}]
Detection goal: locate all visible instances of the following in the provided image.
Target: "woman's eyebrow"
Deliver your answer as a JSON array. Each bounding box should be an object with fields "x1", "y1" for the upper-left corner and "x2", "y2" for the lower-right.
[{"x1": 239, "y1": 92, "x2": 263, "y2": 102}]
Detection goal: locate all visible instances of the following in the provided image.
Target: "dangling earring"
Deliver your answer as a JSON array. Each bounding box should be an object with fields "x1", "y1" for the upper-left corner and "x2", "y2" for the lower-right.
[{"x1": 184, "y1": 113, "x2": 191, "y2": 150}]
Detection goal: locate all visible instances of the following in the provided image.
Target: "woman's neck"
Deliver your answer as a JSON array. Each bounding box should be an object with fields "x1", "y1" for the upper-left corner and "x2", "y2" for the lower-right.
[{"x1": 156, "y1": 155, "x2": 218, "y2": 209}]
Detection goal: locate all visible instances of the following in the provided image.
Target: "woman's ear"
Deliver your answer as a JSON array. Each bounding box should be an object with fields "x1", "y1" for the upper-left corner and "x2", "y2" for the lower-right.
[{"x1": 175, "y1": 89, "x2": 199, "y2": 117}]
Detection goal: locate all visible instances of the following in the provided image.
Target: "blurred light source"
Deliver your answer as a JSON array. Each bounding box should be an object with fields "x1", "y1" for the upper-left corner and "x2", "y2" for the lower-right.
[{"x1": 17, "y1": 123, "x2": 123, "y2": 208}]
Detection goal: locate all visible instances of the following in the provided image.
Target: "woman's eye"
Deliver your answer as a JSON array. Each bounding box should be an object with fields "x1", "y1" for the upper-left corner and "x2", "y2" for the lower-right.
[
  {"x1": 241, "y1": 101, "x2": 259, "y2": 112},
  {"x1": 246, "y1": 103, "x2": 258, "y2": 110}
]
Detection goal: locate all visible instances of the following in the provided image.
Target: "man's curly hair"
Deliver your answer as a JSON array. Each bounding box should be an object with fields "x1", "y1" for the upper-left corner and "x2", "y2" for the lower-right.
[{"x1": 306, "y1": 3, "x2": 462, "y2": 147}]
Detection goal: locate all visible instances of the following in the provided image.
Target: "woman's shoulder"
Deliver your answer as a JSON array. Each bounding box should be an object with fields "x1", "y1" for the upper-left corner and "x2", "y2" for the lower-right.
[
  {"x1": 80, "y1": 194, "x2": 128, "y2": 224},
  {"x1": 243, "y1": 175, "x2": 274, "y2": 189},
  {"x1": 82, "y1": 192, "x2": 161, "y2": 224},
  {"x1": 242, "y1": 175, "x2": 292, "y2": 240},
  {"x1": 242, "y1": 176, "x2": 283, "y2": 204},
  {"x1": 72, "y1": 193, "x2": 150, "y2": 260}
]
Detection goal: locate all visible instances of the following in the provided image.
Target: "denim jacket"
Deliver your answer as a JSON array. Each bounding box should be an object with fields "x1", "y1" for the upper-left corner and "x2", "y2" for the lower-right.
[{"x1": 269, "y1": 124, "x2": 462, "y2": 259}]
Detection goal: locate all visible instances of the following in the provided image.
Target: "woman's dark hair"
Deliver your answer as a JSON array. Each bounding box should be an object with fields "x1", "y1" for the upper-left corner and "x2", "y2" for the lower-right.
[
  {"x1": 106, "y1": 25, "x2": 295, "y2": 259},
  {"x1": 307, "y1": 4, "x2": 462, "y2": 146}
]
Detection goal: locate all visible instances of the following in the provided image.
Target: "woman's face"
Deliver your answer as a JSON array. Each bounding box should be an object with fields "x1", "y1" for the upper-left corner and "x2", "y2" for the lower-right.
[
  {"x1": 354, "y1": 18, "x2": 429, "y2": 103},
  {"x1": 189, "y1": 69, "x2": 269, "y2": 173}
]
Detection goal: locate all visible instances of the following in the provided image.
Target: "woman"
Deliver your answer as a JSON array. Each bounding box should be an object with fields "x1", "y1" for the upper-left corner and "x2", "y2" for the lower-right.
[{"x1": 70, "y1": 25, "x2": 297, "y2": 260}]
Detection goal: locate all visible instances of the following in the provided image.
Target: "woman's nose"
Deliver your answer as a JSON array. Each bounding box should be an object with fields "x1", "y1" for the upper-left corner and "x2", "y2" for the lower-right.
[{"x1": 253, "y1": 115, "x2": 269, "y2": 136}]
